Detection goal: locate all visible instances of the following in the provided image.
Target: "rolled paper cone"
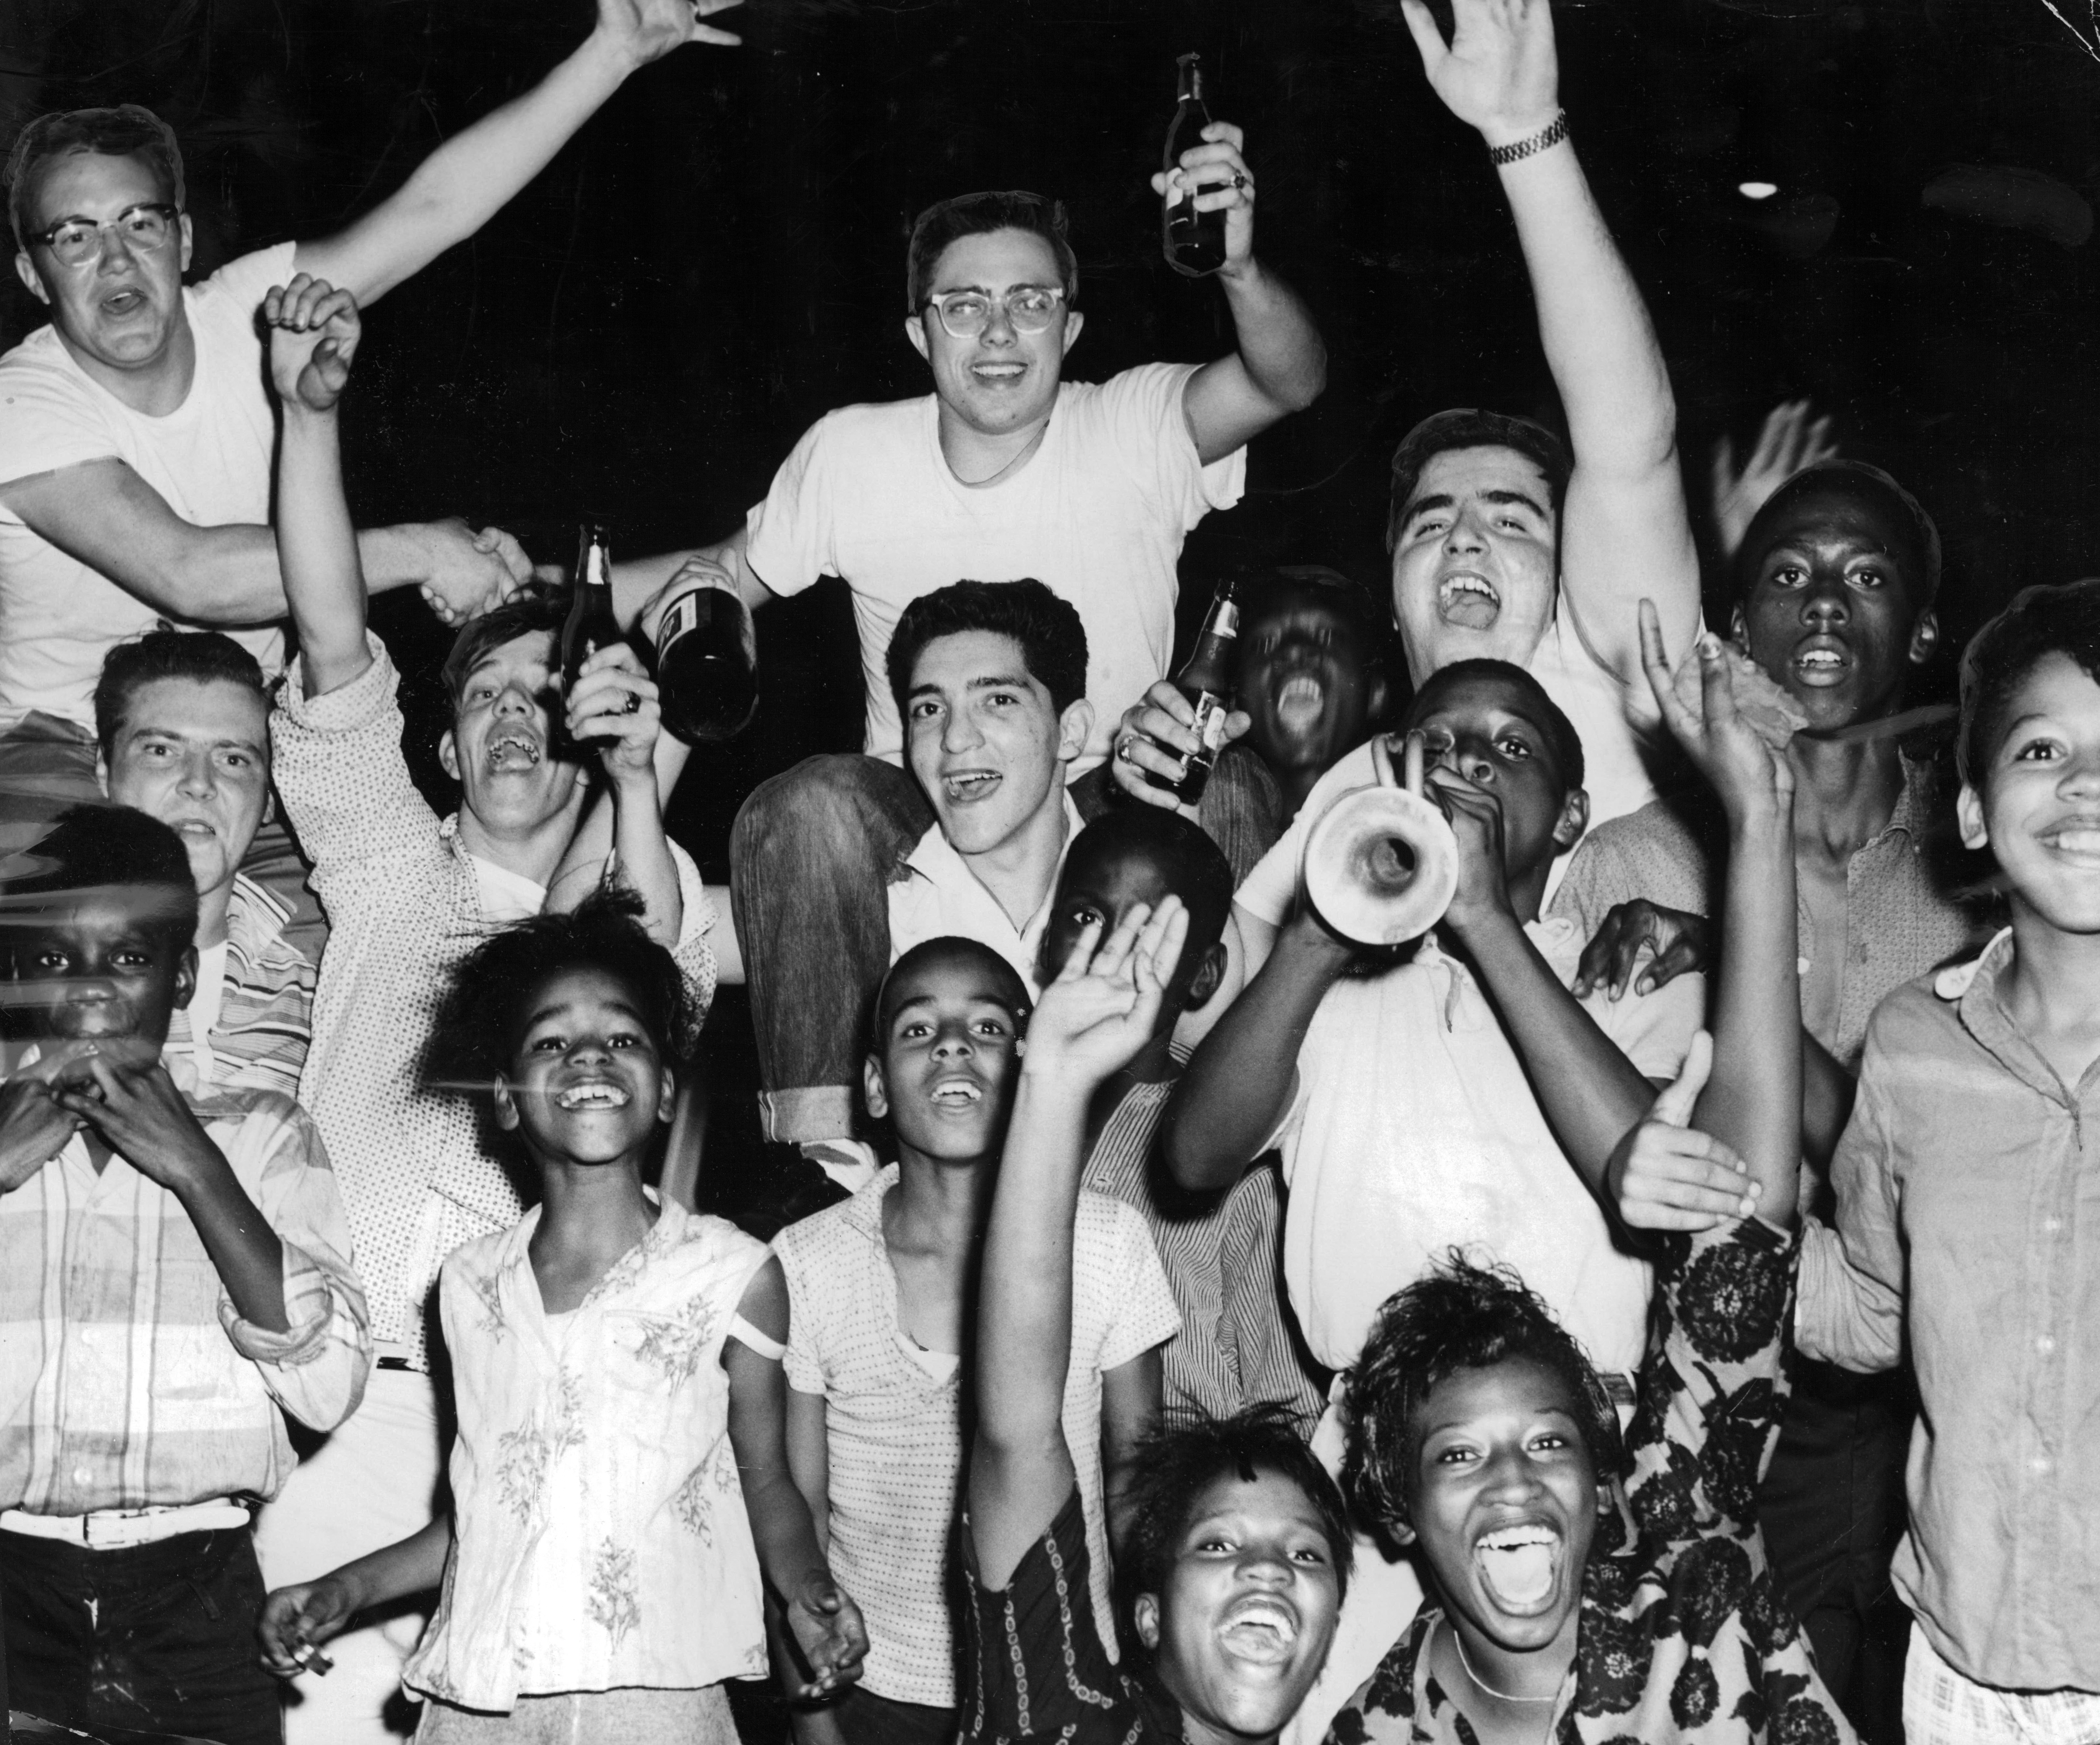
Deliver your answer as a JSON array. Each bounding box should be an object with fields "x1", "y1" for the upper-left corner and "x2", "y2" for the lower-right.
[{"x1": 1302, "y1": 783, "x2": 1460, "y2": 947}]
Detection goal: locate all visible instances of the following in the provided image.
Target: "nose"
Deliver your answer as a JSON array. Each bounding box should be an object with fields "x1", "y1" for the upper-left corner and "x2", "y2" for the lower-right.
[
  {"x1": 929, "y1": 1023, "x2": 976, "y2": 1061},
  {"x1": 1443, "y1": 508, "x2": 1488, "y2": 555},
  {"x1": 1430, "y1": 736, "x2": 1493, "y2": 787},
  {"x1": 2058, "y1": 747, "x2": 2100, "y2": 799},
  {"x1": 1479, "y1": 1444, "x2": 1548, "y2": 1505},
  {"x1": 941, "y1": 705, "x2": 984, "y2": 754},
  {"x1": 978, "y1": 303, "x2": 1018, "y2": 346},
  {"x1": 1801, "y1": 576, "x2": 1850, "y2": 628},
  {"x1": 177, "y1": 750, "x2": 216, "y2": 797},
  {"x1": 494, "y1": 681, "x2": 535, "y2": 719}
]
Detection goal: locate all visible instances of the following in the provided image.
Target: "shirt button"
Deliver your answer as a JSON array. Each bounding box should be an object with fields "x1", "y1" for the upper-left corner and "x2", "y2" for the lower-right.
[
  {"x1": 2038, "y1": 1334, "x2": 2057, "y2": 1356},
  {"x1": 2031, "y1": 1455, "x2": 2052, "y2": 1475},
  {"x1": 72, "y1": 1464, "x2": 92, "y2": 1485},
  {"x1": 2044, "y1": 1217, "x2": 2064, "y2": 1235}
]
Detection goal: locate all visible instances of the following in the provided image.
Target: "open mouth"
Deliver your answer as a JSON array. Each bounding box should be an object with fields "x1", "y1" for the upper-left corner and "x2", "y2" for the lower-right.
[
  {"x1": 486, "y1": 731, "x2": 544, "y2": 771},
  {"x1": 929, "y1": 1077, "x2": 984, "y2": 1108},
  {"x1": 1792, "y1": 642, "x2": 1852, "y2": 686},
  {"x1": 1216, "y1": 1595, "x2": 1300, "y2": 1664},
  {"x1": 1473, "y1": 1524, "x2": 1562, "y2": 1612},
  {"x1": 168, "y1": 818, "x2": 217, "y2": 839},
  {"x1": 2039, "y1": 818, "x2": 2100, "y2": 860},
  {"x1": 1274, "y1": 673, "x2": 1327, "y2": 733},
  {"x1": 102, "y1": 288, "x2": 146, "y2": 317},
  {"x1": 942, "y1": 770, "x2": 1001, "y2": 804},
  {"x1": 1436, "y1": 573, "x2": 1501, "y2": 631},
  {"x1": 556, "y1": 1082, "x2": 630, "y2": 1111}
]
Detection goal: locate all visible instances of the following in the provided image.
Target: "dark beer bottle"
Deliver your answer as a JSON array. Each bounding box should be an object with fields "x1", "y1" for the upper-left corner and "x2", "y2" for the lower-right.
[
  {"x1": 1153, "y1": 577, "x2": 1239, "y2": 805},
  {"x1": 654, "y1": 568, "x2": 759, "y2": 744},
  {"x1": 559, "y1": 521, "x2": 621, "y2": 750},
  {"x1": 1162, "y1": 53, "x2": 1226, "y2": 278}
]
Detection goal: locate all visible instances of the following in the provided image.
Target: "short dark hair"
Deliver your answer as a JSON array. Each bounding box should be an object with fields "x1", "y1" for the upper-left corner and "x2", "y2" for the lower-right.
[
  {"x1": 1241, "y1": 564, "x2": 1386, "y2": 654},
  {"x1": 6, "y1": 105, "x2": 183, "y2": 249},
  {"x1": 1386, "y1": 409, "x2": 1572, "y2": 557},
  {"x1": 439, "y1": 583, "x2": 570, "y2": 711},
  {"x1": 906, "y1": 190, "x2": 1078, "y2": 314},
  {"x1": 1403, "y1": 656, "x2": 1585, "y2": 795},
  {"x1": 887, "y1": 579, "x2": 1088, "y2": 724},
  {"x1": 0, "y1": 801, "x2": 198, "y2": 946},
  {"x1": 1957, "y1": 577, "x2": 2100, "y2": 791},
  {"x1": 873, "y1": 935, "x2": 1031, "y2": 1043},
  {"x1": 1733, "y1": 458, "x2": 1943, "y2": 607},
  {"x1": 1116, "y1": 1405, "x2": 1352, "y2": 1657},
  {"x1": 94, "y1": 629, "x2": 271, "y2": 766},
  {"x1": 1342, "y1": 1253, "x2": 1624, "y2": 1540},
  {"x1": 424, "y1": 888, "x2": 697, "y2": 1094},
  {"x1": 1063, "y1": 810, "x2": 1234, "y2": 966}
]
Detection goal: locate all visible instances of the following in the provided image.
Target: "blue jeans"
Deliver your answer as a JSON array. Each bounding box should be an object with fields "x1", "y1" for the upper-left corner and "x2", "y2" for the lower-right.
[{"x1": 1, "y1": 1525, "x2": 282, "y2": 1745}]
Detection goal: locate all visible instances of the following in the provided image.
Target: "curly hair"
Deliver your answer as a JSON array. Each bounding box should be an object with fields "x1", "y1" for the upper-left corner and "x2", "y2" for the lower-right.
[
  {"x1": 1114, "y1": 1405, "x2": 1352, "y2": 1657},
  {"x1": 1957, "y1": 576, "x2": 2100, "y2": 791},
  {"x1": 422, "y1": 888, "x2": 697, "y2": 1097},
  {"x1": 1342, "y1": 1253, "x2": 1624, "y2": 1541},
  {"x1": 886, "y1": 578, "x2": 1088, "y2": 723}
]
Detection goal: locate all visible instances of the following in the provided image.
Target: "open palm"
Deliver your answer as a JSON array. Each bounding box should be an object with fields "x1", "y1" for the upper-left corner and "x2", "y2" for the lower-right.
[
  {"x1": 1400, "y1": 0, "x2": 1559, "y2": 146},
  {"x1": 1026, "y1": 900, "x2": 1188, "y2": 1087}
]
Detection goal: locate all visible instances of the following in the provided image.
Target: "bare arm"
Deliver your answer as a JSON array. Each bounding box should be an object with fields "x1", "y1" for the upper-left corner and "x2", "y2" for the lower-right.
[
  {"x1": 611, "y1": 525, "x2": 778, "y2": 627},
  {"x1": 1404, "y1": 0, "x2": 1698, "y2": 687},
  {"x1": 1099, "y1": 1348, "x2": 1162, "y2": 1552},
  {"x1": 1167, "y1": 123, "x2": 1327, "y2": 464},
  {"x1": 258, "y1": 1514, "x2": 454, "y2": 1676},
  {"x1": 783, "y1": 1386, "x2": 832, "y2": 1556},
  {"x1": 296, "y1": 0, "x2": 741, "y2": 306}
]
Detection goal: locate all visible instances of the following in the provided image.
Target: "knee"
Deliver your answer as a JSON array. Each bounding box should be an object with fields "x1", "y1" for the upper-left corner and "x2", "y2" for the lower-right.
[{"x1": 733, "y1": 755, "x2": 906, "y2": 860}]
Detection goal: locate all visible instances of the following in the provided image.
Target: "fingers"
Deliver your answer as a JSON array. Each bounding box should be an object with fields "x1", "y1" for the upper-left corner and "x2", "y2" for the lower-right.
[
  {"x1": 1053, "y1": 917, "x2": 1106, "y2": 984},
  {"x1": 1638, "y1": 598, "x2": 1696, "y2": 739},
  {"x1": 1645, "y1": 928, "x2": 1706, "y2": 993},
  {"x1": 1090, "y1": 900, "x2": 1157, "y2": 983},
  {"x1": 1399, "y1": 0, "x2": 1451, "y2": 70},
  {"x1": 1649, "y1": 1030, "x2": 1713, "y2": 1128},
  {"x1": 1370, "y1": 732, "x2": 1396, "y2": 789},
  {"x1": 1132, "y1": 896, "x2": 1189, "y2": 993},
  {"x1": 1618, "y1": 1136, "x2": 1760, "y2": 1228},
  {"x1": 1405, "y1": 730, "x2": 1426, "y2": 796},
  {"x1": 1694, "y1": 631, "x2": 1743, "y2": 734},
  {"x1": 1709, "y1": 432, "x2": 1738, "y2": 496},
  {"x1": 475, "y1": 526, "x2": 535, "y2": 586}
]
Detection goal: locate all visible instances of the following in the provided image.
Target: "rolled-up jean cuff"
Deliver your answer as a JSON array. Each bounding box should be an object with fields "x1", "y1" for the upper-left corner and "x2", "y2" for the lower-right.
[{"x1": 759, "y1": 1086, "x2": 858, "y2": 1145}]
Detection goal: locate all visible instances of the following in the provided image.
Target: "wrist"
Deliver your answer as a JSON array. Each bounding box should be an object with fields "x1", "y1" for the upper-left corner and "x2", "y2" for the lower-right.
[
  {"x1": 1481, "y1": 108, "x2": 1567, "y2": 157},
  {"x1": 1724, "y1": 794, "x2": 1789, "y2": 842}
]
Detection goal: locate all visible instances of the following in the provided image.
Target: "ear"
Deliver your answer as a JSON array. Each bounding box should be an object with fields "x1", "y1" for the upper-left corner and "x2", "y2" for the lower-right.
[
  {"x1": 93, "y1": 748, "x2": 110, "y2": 795},
  {"x1": 905, "y1": 315, "x2": 930, "y2": 363},
  {"x1": 438, "y1": 728, "x2": 461, "y2": 784},
  {"x1": 16, "y1": 250, "x2": 51, "y2": 305},
  {"x1": 1551, "y1": 785, "x2": 1590, "y2": 854},
  {"x1": 1908, "y1": 607, "x2": 1941, "y2": 669},
  {"x1": 1132, "y1": 1592, "x2": 1162, "y2": 1652},
  {"x1": 492, "y1": 1074, "x2": 522, "y2": 1133},
  {"x1": 1956, "y1": 780, "x2": 1989, "y2": 852},
  {"x1": 1057, "y1": 699, "x2": 1095, "y2": 764},
  {"x1": 655, "y1": 1061, "x2": 678, "y2": 1126},
  {"x1": 1729, "y1": 604, "x2": 1749, "y2": 648},
  {"x1": 1059, "y1": 309, "x2": 1086, "y2": 355},
  {"x1": 1183, "y1": 940, "x2": 1228, "y2": 1011},
  {"x1": 173, "y1": 945, "x2": 197, "y2": 1013},
  {"x1": 863, "y1": 1052, "x2": 890, "y2": 1122},
  {"x1": 1365, "y1": 670, "x2": 1391, "y2": 728},
  {"x1": 176, "y1": 211, "x2": 193, "y2": 276}
]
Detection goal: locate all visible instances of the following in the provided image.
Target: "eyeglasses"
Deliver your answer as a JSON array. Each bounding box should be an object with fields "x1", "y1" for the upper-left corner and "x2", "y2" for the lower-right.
[
  {"x1": 921, "y1": 285, "x2": 1067, "y2": 340},
  {"x1": 28, "y1": 203, "x2": 181, "y2": 268}
]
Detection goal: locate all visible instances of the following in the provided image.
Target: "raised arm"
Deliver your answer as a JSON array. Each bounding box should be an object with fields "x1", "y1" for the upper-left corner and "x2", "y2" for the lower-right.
[
  {"x1": 295, "y1": 0, "x2": 742, "y2": 306},
  {"x1": 1168, "y1": 124, "x2": 1328, "y2": 464},
  {"x1": 971, "y1": 901, "x2": 1186, "y2": 1590},
  {"x1": 1404, "y1": 0, "x2": 1697, "y2": 687}
]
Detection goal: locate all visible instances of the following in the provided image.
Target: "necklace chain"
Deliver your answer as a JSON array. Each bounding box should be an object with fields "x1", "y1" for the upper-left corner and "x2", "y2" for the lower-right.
[{"x1": 1446, "y1": 1618, "x2": 1560, "y2": 1706}]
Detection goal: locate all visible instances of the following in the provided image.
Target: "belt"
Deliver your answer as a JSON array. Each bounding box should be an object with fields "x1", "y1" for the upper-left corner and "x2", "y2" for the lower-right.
[
  {"x1": 1, "y1": 1499, "x2": 252, "y2": 1550},
  {"x1": 376, "y1": 1355, "x2": 422, "y2": 1373}
]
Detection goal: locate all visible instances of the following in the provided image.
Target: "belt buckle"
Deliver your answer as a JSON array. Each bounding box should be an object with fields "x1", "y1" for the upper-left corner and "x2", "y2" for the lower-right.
[{"x1": 82, "y1": 1510, "x2": 133, "y2": 1550}]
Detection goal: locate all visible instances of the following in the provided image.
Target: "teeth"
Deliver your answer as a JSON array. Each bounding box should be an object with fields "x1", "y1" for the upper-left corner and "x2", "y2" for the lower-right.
[
  {"x1": 556, "y1": 1083, "x2": 628, "y2": 1110},
  {"x1": 2048, "y1": 828, "x2": 2100, "y2": 855},
  {"x1": 931, "y1": 1081, "x2": 982, "y2": 1104},
  {"x1": 1475, "y1": 1526, "x2": 1557, "y2": 1609},
  {"x1": 1797, "y1": 650, "x2": 1844, "y2": 668},
  {"x1": 1277, "y1": 675, "x2": 1325, "y2": 711},
  {"x1": 1440, "y1": 575, "x2": 1497, "y2": 599},
  {"x1": 488, "y1": 735, "x2": 542, "y2": 767},
  {"x1": 945, "y1": 772, "x2": 998, "y2": 798},
  {"x1": 1223, "y1": 1598, "x2": 1298, "y2": 1642},
  {"x1": 1479, "y1": 1526, "x2": 1555, "y2": 1550}
]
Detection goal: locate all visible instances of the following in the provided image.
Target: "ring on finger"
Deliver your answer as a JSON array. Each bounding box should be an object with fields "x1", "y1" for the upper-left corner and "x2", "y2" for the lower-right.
[
  {"x1": 1231, "y1": 173, "x2": 1250, "y2": 190},
  {"x1": 1118, "y1": 737, "x2": 1136, "y2": 762},
  {"x1": 622, "y1": 692, "x2": 642, "y2": 715}
]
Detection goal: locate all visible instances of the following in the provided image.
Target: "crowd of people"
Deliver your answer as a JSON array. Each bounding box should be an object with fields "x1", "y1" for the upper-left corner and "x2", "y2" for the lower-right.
[{"x1": 0, "y1": 1, "x2": 2092, "y2": 1744}]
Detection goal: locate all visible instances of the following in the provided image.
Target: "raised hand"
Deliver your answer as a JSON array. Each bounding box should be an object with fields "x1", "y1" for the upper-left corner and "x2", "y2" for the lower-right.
[
  {"x1": 778, "y1": 1571, "x2": 869, "y2": 1702},
  {"x1": 257, "y1": 1576, "x2": 360, "y2": 1680},
  {"x1": 1640, "y1": 599, "x2": 1794, "y2": 824},
  {"x1": 1401, "y1": 0, "x2": 1559, "y2": 150},
  {"x1": 1607, "y1": 1032, "x2": 1762, "y2": 1232},
  {"x1": 1110, "y1": 679, "x2": 1252, "y2": 813},
  {"x1": 595, "y1": 0, "x2": 743, "y2": 64},
  {"x1": 264, "y1": 274, "x2": 361, "y2": 413},
  {"x1": 1025, "y1": 898, "x2": 1189, "y2": 1088},
  {"x1": 1151, "y1": 120, "x2": 1259, "y2": 272},
  {"x1": 416, "y1": 519, "x2": 526, "y2": 628},
  {"x1": 0, "y1": 1075, "x2": 82, "y2": 1194},
  {"x1": 1711, "y1": 399, "x2": 1838, "y2": 561},
  {"x1": 562, "y1": 642, "x2": 661, "y2": 788},
  {"x1": 1571, "y1": 899, "x2": 1712, "y2": 1000}
]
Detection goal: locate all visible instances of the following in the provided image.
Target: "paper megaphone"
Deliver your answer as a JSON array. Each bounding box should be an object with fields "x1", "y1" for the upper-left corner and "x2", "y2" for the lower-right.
[{"x1": 1300, "y1": 735, "x2": 1459, "y2": 947}]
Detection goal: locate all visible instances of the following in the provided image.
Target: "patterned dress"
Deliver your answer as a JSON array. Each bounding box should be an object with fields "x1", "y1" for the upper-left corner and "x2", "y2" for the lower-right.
[{"x1": 1327, "y1": 1220, "x2": 1855, "y2": 1745}]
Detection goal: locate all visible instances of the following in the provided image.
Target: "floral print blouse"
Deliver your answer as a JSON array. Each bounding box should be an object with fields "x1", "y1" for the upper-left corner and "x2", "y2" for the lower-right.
[
  {"x1": 404, "y1": 1200, "x2": 772, "y2": 1711},
  {"x1": 1327, "y1": 1219, "x2": 1855, "y2": 1745}
]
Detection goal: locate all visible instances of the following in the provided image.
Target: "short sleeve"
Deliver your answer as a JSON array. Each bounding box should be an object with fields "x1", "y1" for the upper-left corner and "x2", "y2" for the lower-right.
[
  {"x1": 198, "y1": 242, "x2": 299, "y2": 325},
  {"x1": 0, "y1": 340, "x2": 118, "y2": 496},
  {"x1": 743, "y1": 413, "x2": 836, "y2": 600},
  {"x1": 1094, "y1": 1197, "x2": 1181, "y2": 1373},
  {"x1": 1233, "y1": 741, "x2": 1379, "y2": 929},
  {"x1": 1094, "y1": 362, "x2": 1244, "y2": 531}
]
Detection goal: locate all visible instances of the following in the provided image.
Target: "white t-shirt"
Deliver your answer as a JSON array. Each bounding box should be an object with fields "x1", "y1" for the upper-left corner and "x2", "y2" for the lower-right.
[
  {"x1": 744, "y1": 362, "x2": 1245, "y2": 773},
  {"x1": 1236, "y1": 600, "x2": 1665, "y2": 929},
  {"x1": 0, "y1": 243, "x2": 295, "y2": 730},
  {"x1": 1265, "y1": 917, "x2": 1701, "y2": 1378},
  {"x1": 182, "y1": 938, "x2": 231, "y2": 1086}
]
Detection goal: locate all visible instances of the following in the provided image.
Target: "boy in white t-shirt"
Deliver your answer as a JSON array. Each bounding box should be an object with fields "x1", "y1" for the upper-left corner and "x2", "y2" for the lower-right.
[{"x1": 1162, "y1": 656, "x2": 1702, "y2": 1742}]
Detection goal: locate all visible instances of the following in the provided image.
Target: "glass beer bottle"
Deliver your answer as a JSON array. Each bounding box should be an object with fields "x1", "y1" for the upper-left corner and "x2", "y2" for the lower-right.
[
  {"x1": 654, "y1": 567, "x2": 759, "y2": 744},
  {"x1": 1162, "y1": 53, "x2": 1226, "y2": 278},
  {"x1": 559, "y1": 521, "x2": 621, "y2": 749},
  {"x1": 1153, "y1": 577, "x2": 1239, "y2": 805}
]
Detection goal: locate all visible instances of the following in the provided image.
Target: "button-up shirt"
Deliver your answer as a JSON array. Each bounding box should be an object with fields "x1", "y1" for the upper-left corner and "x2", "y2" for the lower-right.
[
  {"x1": 1551, "y1": 750, "x2": 1985, "y2": 1071},
  {"x1": 886, "y1": 793, "x2": 1084, "y2": 996},
  {"x1": 1799, "y1": 928, "x2": 2100, "y2": 1692},
  {"x1": 0, "y1": 1069, "x2": 369, "y2": 1515},
  {"x1": 162, "y1": 872, "x2": 316, "y2": 1099},
  {"x1": 405, "y1": 1201, "x2": 770, "y2": 1711},
  {"x1": 272, "y1": 637, "x2": 717, "y2": 1363}
]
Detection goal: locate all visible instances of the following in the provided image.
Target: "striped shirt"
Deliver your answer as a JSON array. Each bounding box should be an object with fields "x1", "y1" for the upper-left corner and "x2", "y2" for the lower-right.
[
  {"x1": 272, "y1": 636, "x2": 717, "y2": 1366},
  {"x1": 774, "y1": 1167, "x2": 1179, "y2": 1704},
  {"x1": 0, "y1": 1069, "x2": 370, "y2": 1516},
  {"x1": 162, "y1": 872, "x2": 315, "y2": 1099},
  {"x1": 1082, "y1": 1079, "x2": 1322, "y2": 1427}
]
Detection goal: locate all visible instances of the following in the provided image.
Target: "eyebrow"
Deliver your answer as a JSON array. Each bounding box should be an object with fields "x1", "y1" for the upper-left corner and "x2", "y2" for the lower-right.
[
  {"x1": 930, "y1": 280, "x2": 1058, "y2": 299},
  {"x1": 889, "y1": 991, "x2": 1017, "y2": 1020},
  {"x1": 1404, "y1": 487, "x2": 1548, "y2": 523},
  {"x1": 129, "y1": 724, "x2": 267, "y2": 754},
  {"x1": 522, "y1": 996, "x2": 646, "y2": 1031},
  {"x1": 908, "y1": 672, "x2": 1036, "y2": 700}
]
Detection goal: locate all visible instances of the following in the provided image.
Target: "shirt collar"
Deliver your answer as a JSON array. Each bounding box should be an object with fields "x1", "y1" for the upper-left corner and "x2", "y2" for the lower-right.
[
  {"x1": 225, "y1": 871, "x2": 293, "y2": 959},
  {"x1": 901, "y1": 790, "x2": 1085, "y2": 921},
  {"x1": 1940, "y1": 928, "x2": 2083, "y2": 1106},
  {"x1": 839, "y1": 1164, "x2": 902, "y2": 1240}
]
